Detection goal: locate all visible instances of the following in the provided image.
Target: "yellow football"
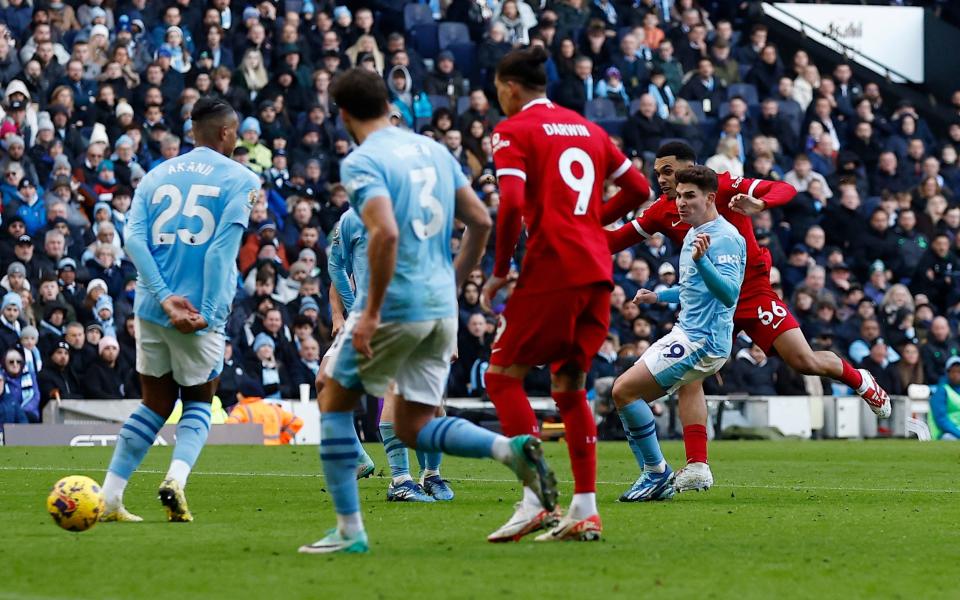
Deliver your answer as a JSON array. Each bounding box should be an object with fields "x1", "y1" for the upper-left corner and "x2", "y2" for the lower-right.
[{"x1": 46, "y1": 476, "x2": 105, "y2": 532}]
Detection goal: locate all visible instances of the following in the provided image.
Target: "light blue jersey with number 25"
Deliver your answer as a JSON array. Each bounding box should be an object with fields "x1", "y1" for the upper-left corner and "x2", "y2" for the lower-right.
[
  {"x1": 125, "y1": 146, "x2": 260, "y2": 334},
  {"x1": 341, "y1": 126, "x2": 469, "y2": 324}
]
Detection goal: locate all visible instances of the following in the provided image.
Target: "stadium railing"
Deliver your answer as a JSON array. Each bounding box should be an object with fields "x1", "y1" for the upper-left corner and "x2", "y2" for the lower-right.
[{"x1": 13, "y1": 394, "x2": 927, "y2": 447}]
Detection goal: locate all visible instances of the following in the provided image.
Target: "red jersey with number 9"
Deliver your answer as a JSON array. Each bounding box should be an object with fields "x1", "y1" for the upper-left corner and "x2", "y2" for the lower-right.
[{"x1": 492, "y1": 98, "x2": 632, "y2": 294}]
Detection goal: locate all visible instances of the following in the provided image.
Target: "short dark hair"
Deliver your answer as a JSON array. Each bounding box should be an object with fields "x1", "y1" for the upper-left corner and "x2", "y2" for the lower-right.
[
  {"x1": 191, "y1": 96, "x2": 235, "y2": 124},
  {"x1": 675, "y1": 165, "x2": 718, "y2": 194},
  {"x1": 330, "y1": 68, "x2": 389, "y2": 120},
  {"x1": 656, "y1": 141, "x2": 696, "y2": 162},
  {"x1": 495, "y1": 45, "x2": 549, "y2": 91}
]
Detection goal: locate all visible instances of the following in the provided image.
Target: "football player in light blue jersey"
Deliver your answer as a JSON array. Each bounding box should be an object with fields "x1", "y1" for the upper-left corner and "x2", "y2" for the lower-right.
[
  {"x1": 326, "y1": 207, "x2": 453, "y2": 502},
  {"x1": 299, "y1": 69, "x2": 557, "y2": 555},
  {"x1": 610, "y1": 166, "x2": 746, "y2": 503},
  {"x1": 100, "y1": 98, "x2": 260, "y2": 523}
]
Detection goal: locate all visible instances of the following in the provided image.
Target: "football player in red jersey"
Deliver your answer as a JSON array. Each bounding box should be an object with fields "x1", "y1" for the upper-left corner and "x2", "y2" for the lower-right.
[
  {"x1": 480, "y1": 46, "x2": 652, "y2": 542},
  {"x1": 607, "y1": 141, "x2": 891, "y2": 494}
]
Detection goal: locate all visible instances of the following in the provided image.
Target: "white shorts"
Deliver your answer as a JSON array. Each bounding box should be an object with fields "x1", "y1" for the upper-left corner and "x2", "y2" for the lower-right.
[
  {"x1": 640, "y1": 327, "x2": 727, "y2": 395},
  {"x1": 325, "y1": 314, "x2": 456, "y2": 406},
  {"x1": 135, "y1": 317, "x2": 226, "y2": 387}
]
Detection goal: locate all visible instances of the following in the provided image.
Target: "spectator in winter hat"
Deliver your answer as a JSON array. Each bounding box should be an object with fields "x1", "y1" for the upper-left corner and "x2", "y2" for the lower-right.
[
  {"x1": 245, "y1": 332, "x2": 291, "y2": 400},
  {"x1": 237, "y1": 116, "x2": 271, "y2": 173},
  {"x1": 38, "y1": 339, "x2": 82, "y2": 404},
  {"x1": 94, "y1": 294, "x2": 116, "y2": 337},
  {"x1": 19, "y1": 324, "x2": 42, "y2": 378},
  {"x1": 0, "y1": 291, "x2": 23, "y2": 353},
  {"x1": 82, "y1": 335, "x2": 125, "y2": 400}
]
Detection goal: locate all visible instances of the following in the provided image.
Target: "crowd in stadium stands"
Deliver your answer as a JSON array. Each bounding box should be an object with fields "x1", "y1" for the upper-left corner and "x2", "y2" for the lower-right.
[{"x1": 0, "y1": 0, "x2": 958, "y2": 429}]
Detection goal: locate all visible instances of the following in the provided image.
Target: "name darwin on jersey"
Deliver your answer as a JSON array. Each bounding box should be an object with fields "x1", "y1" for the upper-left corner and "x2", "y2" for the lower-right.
[
  {"x1": 165, "y1": 160, "x2": 215, "y2": 176},
  {"x1": 541, "y1": 123, "x2": 590, "y2": 137}
]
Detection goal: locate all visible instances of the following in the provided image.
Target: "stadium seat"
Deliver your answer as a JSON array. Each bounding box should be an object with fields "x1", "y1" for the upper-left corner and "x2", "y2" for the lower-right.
[
  {"x1": 438, "y1": 22, "x2": 470, "y2": 49},
  {"x1": 404, "y1": 3, "x2": 434, "y2": 29},
  {"x1": 456, "y1": 95, "x2": 471, "y2": 115},
  {"x1": 411, "y1": 23, "x2": 439, "y2": 60},
  {"x1": 727, "y1": 83, "x2": 759, "y2": 105},
  {"x1": 584, "y1": 98, "x2": 617, "y2": 121},
  {"x1": 598, "y1": 118, "x2": 626, "y2": 137},
  {"x1": 427, "y1": 94, "x2": 451, "y2": 110},
  {"x1": 687, "y1": 99, "x2": 706, "y2": 122},
  {"x1": 778, "y1": 100, "x2": 803, "y2": 137},
  {"x1": 414, "y1": 116, "x2": 432, "y2": 131},
  {"x1": 447, "y1": 42, "x2": 477, "y2": 85},
  {"x1": 629, "y1": 98, "x2": 642, "y2": 116}
]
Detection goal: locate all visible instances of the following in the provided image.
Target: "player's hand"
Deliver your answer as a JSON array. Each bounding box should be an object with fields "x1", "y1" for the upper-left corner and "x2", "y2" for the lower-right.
[
  {"x1": 187, "y1": 313, "x2": 208, "y2": 333},
  {"x1": 480, "y1": 275, "x2": 507, "y2": 313},
  {"x1": 450, "y1": 347, "x2": 459, "y2": 363},
  {"x1": 728, "y1": 193, "x2": 766, "y2": 215},
  {"x1": 633, "y1": 288, "x2": 657, "y2": 305},
  {"x1": 691, "y1": 233, "x2": 711, "y2": 261},
  {"x1": 331, "y1": 313, "x2": 345, "y2": 338},
  {"x1": 162, "y1": 296, "x2": 200, "y2": 334},
  {"x1": 352, "y1": 311, "x2": 380, "y2": 359}
]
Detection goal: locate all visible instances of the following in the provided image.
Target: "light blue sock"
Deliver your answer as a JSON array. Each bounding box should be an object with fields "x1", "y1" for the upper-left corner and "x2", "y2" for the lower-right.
[
  {"x1": 415, "y1": 417, "x2": 496, "y2": 459},
  {"x1": 171, "y1": 401, "x2": 212, "y2": 470},
  {"x1": 415, "y1": 449, "x2": 443, "y2": 474},
  {"x1": 107, "y1": 403, "x2": 166, "y2": 479},
  {"x1": 378, "y1": 421, "x2": 410, "y2": 479},
  {"x1": 320, "y1": 412, "x2": 361, "y2": 515},
  {"x1": 618, "y1": 400, "x2": 664, "y2": 469}
]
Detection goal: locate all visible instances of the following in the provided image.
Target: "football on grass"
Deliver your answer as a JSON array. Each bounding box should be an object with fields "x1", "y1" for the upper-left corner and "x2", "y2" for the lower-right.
[{"x1": 46, "y1": 476, "x2": 104, "y2": 532}]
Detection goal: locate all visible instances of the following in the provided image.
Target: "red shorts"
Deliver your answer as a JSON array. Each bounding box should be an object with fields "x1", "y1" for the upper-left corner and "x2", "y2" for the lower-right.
[
  {"x1": 490, "y1": 283, "x2": 610, "y2": 373},
  {"x1": 734, "y1": 280, "x2": 800, "y2": 353}
]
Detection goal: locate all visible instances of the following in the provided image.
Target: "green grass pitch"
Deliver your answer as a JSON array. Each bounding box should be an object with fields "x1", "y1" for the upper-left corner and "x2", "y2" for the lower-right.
[{"x1": 2, "y1": 440, "x2": 958, "y2": 599}]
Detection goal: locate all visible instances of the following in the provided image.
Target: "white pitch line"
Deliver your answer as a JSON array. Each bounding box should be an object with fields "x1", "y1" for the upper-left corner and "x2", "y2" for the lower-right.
[{"x1": 2, "y1": 465, "x2": 957, "y2": 494}]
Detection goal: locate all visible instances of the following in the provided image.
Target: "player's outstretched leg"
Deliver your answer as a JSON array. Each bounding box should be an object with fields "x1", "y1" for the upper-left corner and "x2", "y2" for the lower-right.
[
  {"x1": 159, "y1": 400, "x2": 212, "y2": 522},
  {"x1": 419, "y1": 405, "x2": 453, "y2": 501},
  {"x1": 100, "y1": 402, "x2": 167, "y2": 522},
  {"x1": 773, "y1": 329, "x2": 891, "y2": 418},
  {"x1": 610, "y1": 361, "x2": 675, "y2": 503},
  {"x1": 485, "y1": 370, "x2": 556, "y2": 542},
  {"x1": 318, "y1": 356, "x2": 375, "y2": 481},
  {"x1": 300, "y1": 410, "x2": 369, "y2": 554}
]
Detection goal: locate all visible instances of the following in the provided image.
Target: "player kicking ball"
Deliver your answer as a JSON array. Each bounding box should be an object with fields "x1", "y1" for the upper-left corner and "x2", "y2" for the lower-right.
[
  {"x1": 99, "y1": 97, "x2": 260, "y2": 522},
  {"x1": 299, "y1": 69, "x2": 557, "y2": 555},
  {"x1": 612, "y1": 166, "x2": 745, "y2": 502},
  {"x1": 607, "y1": 142, "x2": 891, "y2": 492},
  {"x1": 326, "y1": 207, "x2": 451, "y2": 501}
]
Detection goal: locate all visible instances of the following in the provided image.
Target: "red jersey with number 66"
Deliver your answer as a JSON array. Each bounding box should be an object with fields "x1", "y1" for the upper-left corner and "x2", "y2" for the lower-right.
[{"x1": 492, "y1": 98, "x2": 633, "y2": 294}]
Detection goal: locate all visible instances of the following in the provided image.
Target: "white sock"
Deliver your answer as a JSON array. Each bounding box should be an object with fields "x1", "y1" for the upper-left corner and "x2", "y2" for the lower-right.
[
  {"x1": 491, "y1": 436, "x2": 512, "y2": 464},
  {"x1": 522, "y1": 486, "x2": 543, "y2": 511},
  {"x1": 568, "y1": 492, "x2": 597, "y2": 520},
  {"x1": 392, "y1": 474, "x2": 414, "y2": 485},
  {"x1": 337, "y1": 512, "x2": 364, "y2": 537},
  {"x1": 102, "y1": 472, "x2": 127, "y2": 506},
  {"x1": 856, "y1": 369, "x2": 869, "y2": 394},
  {"x1": 422, "y1": 468, "x2": 440, "y2": 479},
  {"x1": 644, "y1": 460, "x2": 667, "y2": 474},
  {"x1": 166, "y1": 459, "x2": 192, "y2": 488}
]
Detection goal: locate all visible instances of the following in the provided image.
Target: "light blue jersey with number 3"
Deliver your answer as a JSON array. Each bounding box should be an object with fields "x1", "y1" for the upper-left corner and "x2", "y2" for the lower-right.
[
  {"x1": 341, "y1": 126, "x2": 469, "y2": 324},
  {"x1": 126, "y1": 146, "x2": 260, "y2": 333}
]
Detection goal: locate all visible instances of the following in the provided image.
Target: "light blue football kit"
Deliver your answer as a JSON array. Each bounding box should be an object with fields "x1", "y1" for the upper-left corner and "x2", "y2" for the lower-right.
[{"x1": 103, "y1": 146, "x2": 258, "y2": 509}]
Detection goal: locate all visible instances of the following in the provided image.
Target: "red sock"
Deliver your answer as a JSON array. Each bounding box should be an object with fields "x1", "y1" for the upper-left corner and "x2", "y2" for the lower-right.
[
  {"x1": 683, "y1": 424, "x2": 708, "y2": 464},
  {"x1": 839, "y1": 359, "x2": 863, "y2": 390},
  {"x1": 552, "y1": 390, "x2": 597, "y2": 494},
  {"x1": 484, "y1": 372, "x2": 539, "y2": 437}
]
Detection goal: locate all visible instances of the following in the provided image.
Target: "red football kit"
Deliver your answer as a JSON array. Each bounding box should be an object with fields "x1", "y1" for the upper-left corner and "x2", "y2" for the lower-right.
[
  {"x1": 490, "y1": 98, "x2": 650, "y2": 371},
  {"x1": 485, "y1": 97, "x2": 650, "y2": 497},
  {"x1": 607, "y1": 172, "x2": 799, "y2": 352}
]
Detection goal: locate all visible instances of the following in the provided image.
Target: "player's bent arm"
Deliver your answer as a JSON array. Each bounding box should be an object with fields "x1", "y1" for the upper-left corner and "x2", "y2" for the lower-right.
[
  {"x1": 695, "y1": 255, "x2": 743, "y2": 308},
  {"x1": 492, "y1": 173, "x2": 525, "y2": 278},
  {"x1": 329, "y1": 281, "x2": 346, "y2": 327},
  {"x1": 359, "y1": 196, "x2": 399, "y2": 317},
  {"x1": 606, "y1": 218, "x2": 648, "y2": 253},
  {"x1": 124, "y1": 188, "x2": 174, "y2": 304},
  {"x1": 753, "y1": 179, "x2": 797, "y2": 209},
  {"x1": 453, "y1": 185, "x2": 493, "y2": 288},
  {"x1": 200, "y1": 221, "x2": 247, "y2": 326},
  {"x1": 600, "y1": 164, "x2": 652, "y2": 226},
  {"x1": 656, "y1": 287, "x2": 681, "y2": 304},
  {"x1": 328, "y1": 241, "x2": 355, "y2": 312}
]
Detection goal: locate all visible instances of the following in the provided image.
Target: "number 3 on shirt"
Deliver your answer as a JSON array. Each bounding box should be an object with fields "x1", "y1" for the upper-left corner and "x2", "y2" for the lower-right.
[
  {"x1": 410, "y1": 166, "x2": 444, "y2": 240},
  {"x1": 151, "y1": 183, "x2": 219, "y2": 246},
  {"x1": 559, "y1": 147, "x2": 596, "y2": 215}
]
